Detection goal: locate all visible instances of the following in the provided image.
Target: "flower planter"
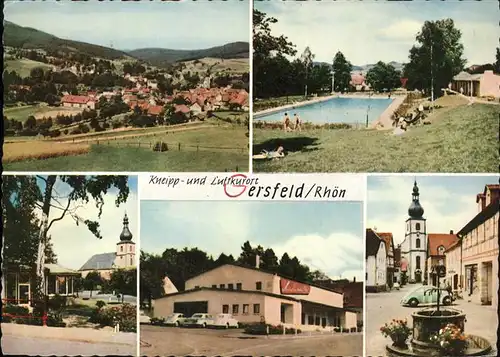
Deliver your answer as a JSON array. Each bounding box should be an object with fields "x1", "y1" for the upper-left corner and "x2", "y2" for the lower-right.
[
  {"x1": 411, "y1": 308, "x2": 465, "y2": 349},
  {"x1": 391, "y1": 334, "x2": 408, "y2": 348}
]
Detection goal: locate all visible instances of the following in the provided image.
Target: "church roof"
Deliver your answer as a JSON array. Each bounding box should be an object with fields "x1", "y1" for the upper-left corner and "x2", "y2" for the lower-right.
[
  {"x1": 427, "y1": 233, "x2": 458, "y2": 256},
  {"x1": 79, "y1": 252, "x2": 116, "y2": 271},
  {"x1": 408, "y1": 181, "x2": 424, "y2": 218},
  {"x1": 119, "y1": 213, "x2": 133, "y2": 242}
]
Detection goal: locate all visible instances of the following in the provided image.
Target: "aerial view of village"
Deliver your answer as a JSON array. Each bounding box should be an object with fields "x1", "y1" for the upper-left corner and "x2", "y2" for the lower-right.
[
  {"x1": 252, "y1": 1, "x2": 499, "y2": 173},
  {"x1": 1, "y1": 174, "x2": 138, "y2": 356},
  {"x1": 3, "y1": 0, "x2": 250, "y2": 172},
  {"x1": 365, "y1": 176, "x2": 498, "y2": 357},
  {"x1": 138, "y1": 201, "x2": 363, "y2": 356}
]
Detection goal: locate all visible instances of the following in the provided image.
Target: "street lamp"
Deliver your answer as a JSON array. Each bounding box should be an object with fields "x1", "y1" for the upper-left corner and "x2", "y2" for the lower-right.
[
  {"x1": 433, "y1": 259, "x2": 446, "y2": 313},
  {"x1": 331, "y1": 70, "x2": 335, "y2": 94}
]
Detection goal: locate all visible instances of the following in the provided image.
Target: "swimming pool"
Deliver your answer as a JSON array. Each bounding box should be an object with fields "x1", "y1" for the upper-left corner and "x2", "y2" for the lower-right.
[{"x1": 255, "y1": 97, "x2": 394, "y2": 124}]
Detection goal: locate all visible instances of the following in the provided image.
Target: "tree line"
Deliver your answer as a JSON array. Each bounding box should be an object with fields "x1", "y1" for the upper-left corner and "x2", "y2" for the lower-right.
[
  {"x1": 254, "y1": 9, "x2": 500, "y2": 100},
  {"x1": 140, "y1": 240, "x2": 330, "y2": 308}
]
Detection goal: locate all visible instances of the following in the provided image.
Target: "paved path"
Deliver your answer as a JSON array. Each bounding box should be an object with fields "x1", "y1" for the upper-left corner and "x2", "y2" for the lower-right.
[
  {"x1": 2, "y1": 323, "x2": 137, "y2": 356},
  {"x1": 371, "y1": 95, "x2": 406, "y2": 129},
  {"x1": 140, "y1": 325, "x2": 362, "y2": 356},
  {"x1": 2, "y1": 335, "x2": 137, "y2": 356},
  {"x1": 366, "y1": 284, "x2": 498, "y2": 357}
]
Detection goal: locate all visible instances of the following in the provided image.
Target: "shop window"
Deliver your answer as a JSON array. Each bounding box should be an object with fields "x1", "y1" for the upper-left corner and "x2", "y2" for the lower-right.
[
  {"x1": 228, "y1": 283, "x2": 234, "y2": 290},
  {"x1": 232, "y1": 304, "x2": 239, "y2": 315},
  {"x1": 222, "y1": 305, "x2": 229, "y2": 313},
  {"x1": 256, "y1": 282, "x2": 262, "y2": 290},
  {"x1": 416, "y1": 238, "x2": 421, "y2": 248},
  {"x1": 308, "y1": 315, "x2": 314, "y2": 325},
  {"x1": 253, "y1": 304, "x2": 260, "y2": 314},
  {"x1": 315, "y1": 316, "x2": 321, "y2": 326},
  {"x1": 219, "y1": 284, "x2": 225, "y2": 289},
  {"x1": 236, "y1": 283, "x2": 242, "y2": 290},
  {"x1": 243, "y1": 304, "x2": 249, "y2": 314},
  {"x1": 212, "y1": 284, "x2": 217, "y2": 288}
]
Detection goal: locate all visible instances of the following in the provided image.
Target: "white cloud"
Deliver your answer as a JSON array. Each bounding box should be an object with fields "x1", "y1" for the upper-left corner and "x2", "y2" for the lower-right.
[
  {"x1": 43, "y1": 188, "x2": 138, "y2": 271},
  {"x1": 270, "y1": 233, "x2": 364, "y2": 282},
  {"x1": 378, "y1": 20, "x2": 423, "y2": 41},
  {"x1": 367, "y1": 177, "x2": 477, "y2": 246}
]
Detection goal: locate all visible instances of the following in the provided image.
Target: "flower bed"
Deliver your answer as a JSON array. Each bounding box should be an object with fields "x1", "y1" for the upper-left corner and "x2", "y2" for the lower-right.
[
  {"x1": 244, "y1": 323, "x2": 302, "y2": 335},
  {"x1": 430, "y1": 323, "x2": 468, "y2": 356},
  {"x1": 2, "y1": 304, "x2": 66, "y2": 327},
  {"x1": 89, "y1": 303, "x2": 136, "y2": 332}
]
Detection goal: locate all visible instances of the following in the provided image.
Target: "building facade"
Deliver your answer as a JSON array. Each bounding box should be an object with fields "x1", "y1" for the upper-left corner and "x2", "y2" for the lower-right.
[
  {"x1": 425, "y1": 232, "x2": 458, "y2": 287},
  {"x1": 378, "y1": 233, "x2": 395, "y2": 287},
  {"x1": 79, "y1": 213, "x2": 136, "y2": 279},
  {"x1": 400, "y1": 181, "x2": 427, "y2": 283},
  {"x1": 153, "y1": 264, "x2": 358, "y2": 331},
  {"x1": 444, "y1": 241, "x2": 462, "y2": 292},
  {"x1": 366, "y1": 229, "x2": 387, "y2": 290},
  {"x1": 459, "y1": 184, "x2": 499, "y2": 307},
  {"x1": 451, "y1": 70, "x2": 500, "y2": 98}
]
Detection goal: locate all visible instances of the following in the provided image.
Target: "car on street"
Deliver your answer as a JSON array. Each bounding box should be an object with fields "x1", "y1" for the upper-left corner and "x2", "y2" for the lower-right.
[
  {"x1": 165, "y1": 313, "x2": 186, "y2": 326},
  {"x1": 400, "y1": 286, "x2": 453, "y2": 307},
  {"x1": 181, "y1": 313, "x2": 214, "y2": 328},
  {"x1": 140, "y1": 310, "x2": 152, "y2": 324},
  {"x1": 208, "y1": 313, "x2": 239, "y2": 328}
]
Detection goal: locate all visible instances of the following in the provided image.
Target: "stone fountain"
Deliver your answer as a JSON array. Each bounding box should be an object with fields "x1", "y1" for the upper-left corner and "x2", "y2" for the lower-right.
[{"x1": 386, "y1": 262, "x2": 493, "y2": 357}]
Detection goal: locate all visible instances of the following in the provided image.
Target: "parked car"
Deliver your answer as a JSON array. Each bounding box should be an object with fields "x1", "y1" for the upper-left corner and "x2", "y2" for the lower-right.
[
  {"x1": 181, "y1": 313, "x2": 214, "y2": 328},
  {"x1": 400, "y1": 286, "x2": 453, "y2": 307},
  {"x1": 165, "y1": 313, "x2": 186, "y2": 326},
  {"x1": 139, "y1": 310, "x2": 151, "y2": 324},
  {"x1": 208, "y1": 313, "x2": 239, "y2": 328}
]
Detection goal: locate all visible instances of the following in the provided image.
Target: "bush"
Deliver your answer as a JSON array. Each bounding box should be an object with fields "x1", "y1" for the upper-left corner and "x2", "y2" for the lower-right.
[
  {"x1": 95, "y1": 300, "x2": 106, "y2": 309},
  {"x1": 244, "y1": 323, "x2": 302, "y2": 335},
  {"x1": 153, "y1": 141, "x2": 168, "y2": 152},
  {"x1": 90, "y1": 303, "x2": 136, "y2": 332}
]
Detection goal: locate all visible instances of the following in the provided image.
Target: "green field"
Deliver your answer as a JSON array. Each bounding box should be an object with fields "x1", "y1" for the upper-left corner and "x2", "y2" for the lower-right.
[
  {"x1": 4, "y1": 125, "x2": 249, "y2": 172},
  {"x1": 4, "y1": 105, "x2": 83, "y2": 122},
  {"x1": 253, "y1": 103, "x2": 500, "y2": 173},
  {"x1": 5, "y1": 58, "x2": 53, "y2": 77}
]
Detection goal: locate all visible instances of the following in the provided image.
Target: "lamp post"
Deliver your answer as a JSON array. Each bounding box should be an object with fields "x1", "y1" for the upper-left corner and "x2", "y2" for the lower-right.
[
  {"x1": 434, "y1": 259, "x2": 446, "y2": 313},
  {"x1": 331, "y1": 70, "x2": 335, "y2": 94}
]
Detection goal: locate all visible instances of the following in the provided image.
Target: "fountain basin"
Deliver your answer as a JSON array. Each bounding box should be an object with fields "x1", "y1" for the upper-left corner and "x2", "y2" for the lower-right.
[
  {"x1": 386, "y1": 334, "x2": 493, "y2": 357},
  {"x1": 411, "y1": 308, "x2": 466, "y2": 348}
]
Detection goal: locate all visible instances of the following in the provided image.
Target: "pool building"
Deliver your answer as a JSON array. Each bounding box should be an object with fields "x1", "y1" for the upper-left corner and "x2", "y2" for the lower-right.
[{"x1": 152, "y1": 263, "x2": 358, "y2": 331}]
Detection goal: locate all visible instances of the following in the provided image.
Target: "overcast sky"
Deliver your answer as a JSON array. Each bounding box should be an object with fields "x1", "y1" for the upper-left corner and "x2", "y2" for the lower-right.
[
  {"x1": 36, "y1": 176, "x2": 138, "y2": 271},
  {"x1": 255, "y1": 0, "x2": 498, "y2": 65},
  {"x1": 141, "y1": 201, "x2": 364, "y2": 282},
  {"x1": 367, "y1": 175, "x2": 498, "y2": 246},
  {"x1": 4, "y1": 0, "x2": 250, "y2": 50}
]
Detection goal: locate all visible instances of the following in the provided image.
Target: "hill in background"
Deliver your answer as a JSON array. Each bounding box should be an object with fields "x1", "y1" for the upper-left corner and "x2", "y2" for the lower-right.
[
  {"x1": 3, "y1": 21, "x2": 130, "y2": 60},
  {"x1": 128, "y1": 42, "x2": 249, "y2": 67}
]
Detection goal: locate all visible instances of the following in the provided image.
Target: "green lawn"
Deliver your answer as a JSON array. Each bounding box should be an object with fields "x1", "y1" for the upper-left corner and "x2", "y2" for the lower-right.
[
  {"x1": 5, "y1": 126, "x2": 249, "y2": 172},
  {"x1": 253, "y1": 103, "x2": 499, "y2": 173},
  {"x1": 4, "y1": 105, "x2": 44, "y2": 122},
  {"x1": 5, "y1": 58, "x2": 53, "y2": 78}
]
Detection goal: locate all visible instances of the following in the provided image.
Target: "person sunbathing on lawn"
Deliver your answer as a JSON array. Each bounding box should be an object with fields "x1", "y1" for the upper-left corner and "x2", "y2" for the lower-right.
[{"x1": 253, "y1": 146, "x2": 285, "y2": 160}]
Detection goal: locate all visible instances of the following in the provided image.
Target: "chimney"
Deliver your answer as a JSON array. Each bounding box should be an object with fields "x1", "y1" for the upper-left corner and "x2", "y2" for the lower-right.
[
  {"x1": 449, "y1": 230, "x2": 454, "y2": 235},
  {"x1": 255, "y1": 255, "x2": 260, "y2": 269}
]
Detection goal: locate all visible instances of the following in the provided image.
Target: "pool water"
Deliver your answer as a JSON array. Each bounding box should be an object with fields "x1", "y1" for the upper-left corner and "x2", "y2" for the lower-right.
[{"x1": 255, "y1": 97, "x2": 394, "y2": 124}]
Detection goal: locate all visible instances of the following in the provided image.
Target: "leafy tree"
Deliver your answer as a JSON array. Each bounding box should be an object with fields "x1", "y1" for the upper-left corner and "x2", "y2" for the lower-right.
[
  {"x1": 366, "y1": 61, "x2": 401, "y2": 92},
  {"x1": 214, "y1": 253, "x2": 236, "y2": 267},
  {"x1": 109, "y1": 269, "x2": 137, "y2": 303},
  {"x1": 403, "y1": 19, "x2": 466, "y2": 97},
  {"x1": 140, "y1": 251, "x2": 167, "y2": 308},
  {"x1": 332, "y1": 51, "x2": 353, "y2": 93},
  {"x1": 310, "y1": 270, "x2": 330, "y2": 281},
  {"x1": 495, "y1": 48, "x2": 500, "y2": 74},
  {"x1": 30, "y1": 67, "x2": 45, "y2": 82},
  {"x1": 24, "y1": 116, "x2": 37, "y2": 130},
  {"x1": 5, "y1": 176, "x2": 129, "y2": 311},
  {"x1": 84, "y1": 271, "x2": 103, "y2": 298},
  {"x1": 300, "y1": 46, "x2": 315, "y2": 96}
]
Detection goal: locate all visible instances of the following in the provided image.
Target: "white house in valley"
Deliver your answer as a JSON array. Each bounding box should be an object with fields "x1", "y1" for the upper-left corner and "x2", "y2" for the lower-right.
[{"x1": 366, "y1": 228, "x2": 387, "y2": 291}]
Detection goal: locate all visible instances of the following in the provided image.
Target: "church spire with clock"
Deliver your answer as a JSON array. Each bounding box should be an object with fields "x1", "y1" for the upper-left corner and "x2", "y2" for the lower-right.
[
  {"x1": 401, "y1": 180, "x2": 427, "y2": 283},
  {"x1": 115, "y1": 213, "x2": 136, "y2": 268}
]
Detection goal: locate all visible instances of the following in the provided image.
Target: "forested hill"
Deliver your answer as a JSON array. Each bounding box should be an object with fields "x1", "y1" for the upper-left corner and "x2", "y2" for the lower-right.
[
  {"x1": 3, "y1": 21, "x2": 130, "y2": 60},
  {"x1": 128, "y1": 41, "x2": 249, "y2": 67}
]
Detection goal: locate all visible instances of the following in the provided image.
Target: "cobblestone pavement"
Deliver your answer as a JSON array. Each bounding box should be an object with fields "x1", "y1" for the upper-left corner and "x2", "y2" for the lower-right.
[
  {"x1": 366, "y1": 284, "x2": 498, "y2": 357},
  {"x1": 140, "y1": 325, "x2": 363, "y2": 356}
]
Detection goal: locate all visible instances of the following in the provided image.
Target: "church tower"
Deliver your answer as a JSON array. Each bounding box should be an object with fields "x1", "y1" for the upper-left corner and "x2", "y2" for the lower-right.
[
  {"x1": 401, "y1": 181, "x2": 427, "y2": 283},
  {"x1": 115, "y1": 213, "x2": 136, "y2": 269}
]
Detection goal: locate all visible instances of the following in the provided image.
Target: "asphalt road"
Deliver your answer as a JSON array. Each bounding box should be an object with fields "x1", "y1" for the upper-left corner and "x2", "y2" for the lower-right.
[
  {"x1": 140, "y1": 325, "x2": 363, "y2": 356},
  {"x1": 366, "y1": 284, "x2": 498, "y2": 357},
  {"x1": 2, "y1": 335, "x2": 136, "y2": 356}
]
